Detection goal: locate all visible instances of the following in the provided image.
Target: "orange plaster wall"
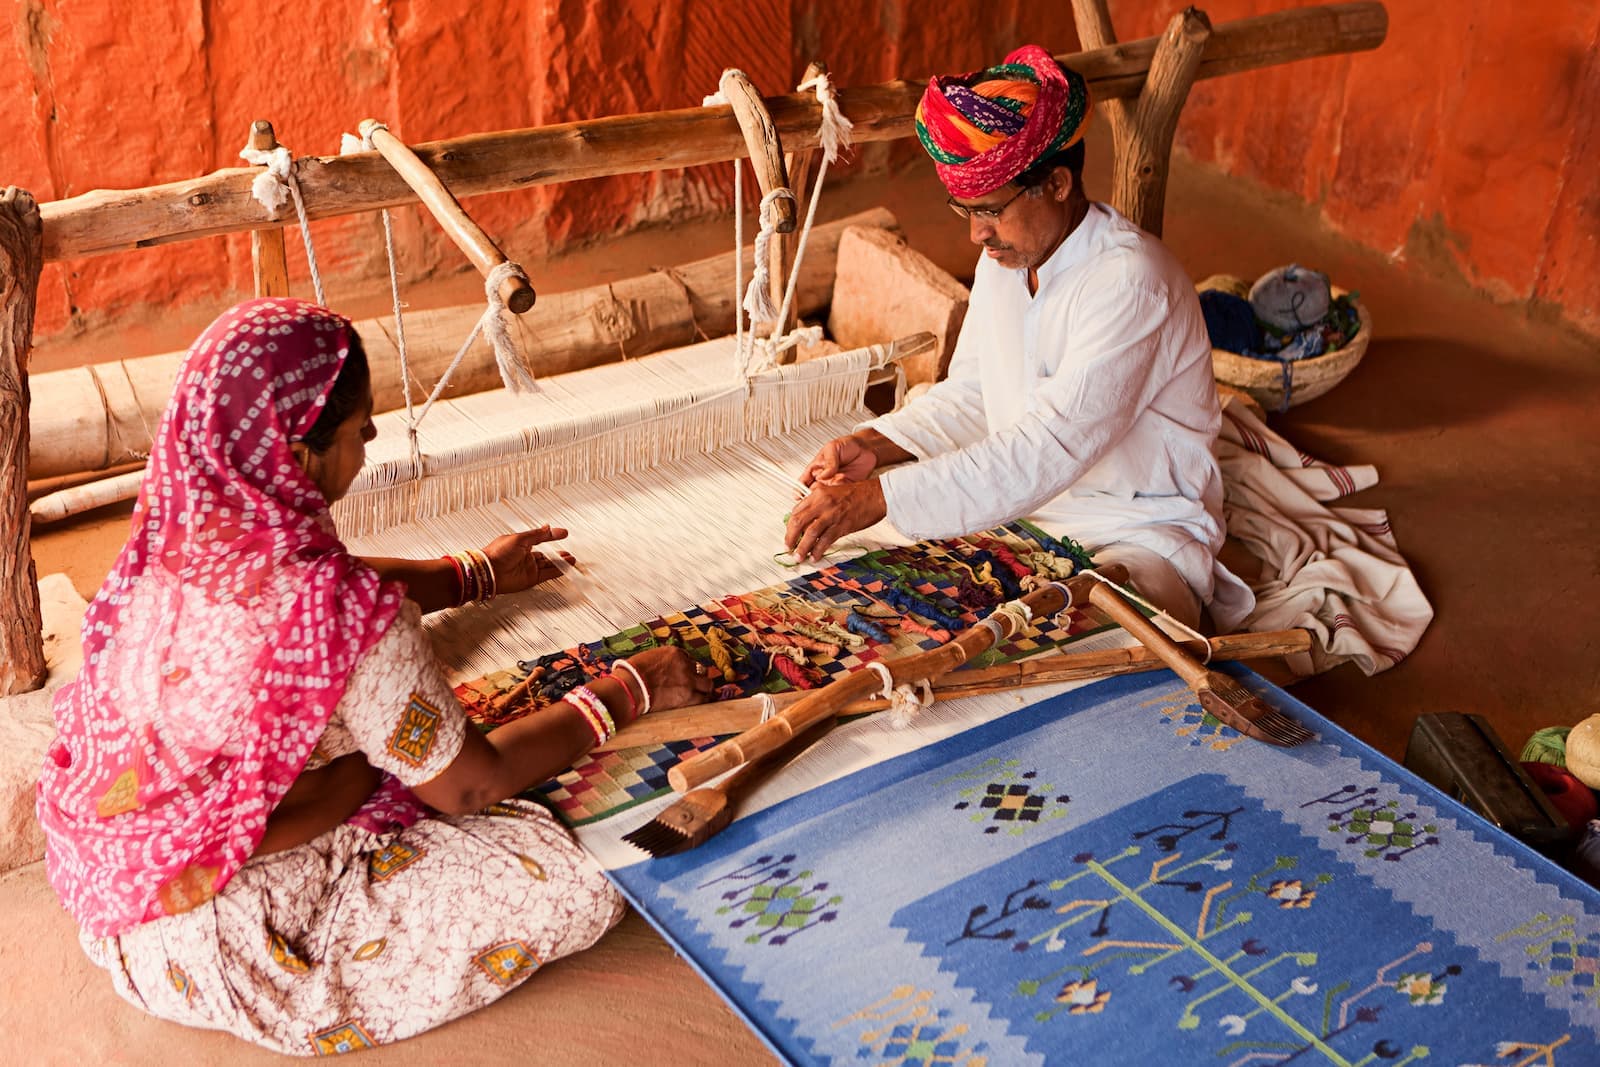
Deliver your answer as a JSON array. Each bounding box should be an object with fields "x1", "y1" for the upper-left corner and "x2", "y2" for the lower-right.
[
  {"x1": 1111, "y1": 0, "x2": 1600, "y2": 336},
  {"x1": 2, "y1": 0, "x2": 1596, "y2": 346}
]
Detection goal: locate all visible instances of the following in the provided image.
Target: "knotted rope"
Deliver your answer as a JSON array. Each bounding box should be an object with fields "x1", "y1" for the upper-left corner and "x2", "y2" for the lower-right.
[
  {"x1": 706, "y1": 71, "x2": 855, "y2": 379},
  {"x1": 865, "y1": 661, "x2": 935, "y2": 730},
  {"x1": 337, "y1": 126, "x2": 540, "y2": 475},
  {"x1": 239, "y1": 141, "x2": 327, "y2": 306}
]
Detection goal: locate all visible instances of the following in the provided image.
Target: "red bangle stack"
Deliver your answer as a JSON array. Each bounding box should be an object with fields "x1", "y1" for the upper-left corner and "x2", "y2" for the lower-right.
[{"x1": 607, "y1": 671, "x2": 639, "y2": 724}]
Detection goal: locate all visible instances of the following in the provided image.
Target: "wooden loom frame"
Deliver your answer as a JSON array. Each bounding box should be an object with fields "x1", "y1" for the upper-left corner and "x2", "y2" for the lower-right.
[{"x1": 0, "y1": 2, "x2": 1388, "y2": 694}]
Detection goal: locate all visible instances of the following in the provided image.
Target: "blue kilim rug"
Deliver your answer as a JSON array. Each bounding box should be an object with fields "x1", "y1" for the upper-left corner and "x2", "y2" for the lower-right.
[{"x1": 610, "y1": 671, "x2": 1600, "y2": 1066}]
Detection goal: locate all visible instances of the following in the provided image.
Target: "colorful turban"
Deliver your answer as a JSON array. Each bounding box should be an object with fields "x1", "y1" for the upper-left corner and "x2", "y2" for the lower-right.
[{"x1": 914, "y1": 44, "x2": 1093, "y2": 199}]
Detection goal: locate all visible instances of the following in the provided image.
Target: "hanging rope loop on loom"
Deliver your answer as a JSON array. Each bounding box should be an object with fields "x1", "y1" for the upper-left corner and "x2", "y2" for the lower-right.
[
  {"x1": 865, "y1": 661, "x2": 934, "y2": 730},
  {"x1": 239, "y1": 139, "x2": 328, "y2": 307},
  {"x1": 708, "y1": 69, "x2": 856, "y2": 382}
]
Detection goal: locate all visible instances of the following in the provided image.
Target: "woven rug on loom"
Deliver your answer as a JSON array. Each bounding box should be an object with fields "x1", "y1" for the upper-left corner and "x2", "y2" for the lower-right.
[
  {"x1": 606, "y1": 670, "x2": 1600, "y2": 1066},
  {"x1": 452, "y1": 521, "x2": 1106, "y2": 834}
]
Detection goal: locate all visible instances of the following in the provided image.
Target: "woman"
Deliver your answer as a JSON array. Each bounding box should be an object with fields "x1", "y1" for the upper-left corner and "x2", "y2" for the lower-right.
[{"x1": 37, "y1": 298, "x2": 709, "y2": 1055}]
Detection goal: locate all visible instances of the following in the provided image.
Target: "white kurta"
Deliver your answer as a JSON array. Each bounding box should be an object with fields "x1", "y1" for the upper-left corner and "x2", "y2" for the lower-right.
[{"x1": 865, "y1": 202, "x2": 1254, "y2": 629}]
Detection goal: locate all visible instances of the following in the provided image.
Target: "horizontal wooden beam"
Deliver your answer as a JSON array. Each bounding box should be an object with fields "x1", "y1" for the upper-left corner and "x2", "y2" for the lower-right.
[{"x1": 37, "y1": 3, "x2": 1385, "y2": 263}]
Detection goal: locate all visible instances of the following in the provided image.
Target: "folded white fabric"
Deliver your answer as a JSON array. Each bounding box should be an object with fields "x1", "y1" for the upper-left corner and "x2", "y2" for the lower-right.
[{"x1": 1218, "y1": 397, "x2": 1434, "y2": 676}]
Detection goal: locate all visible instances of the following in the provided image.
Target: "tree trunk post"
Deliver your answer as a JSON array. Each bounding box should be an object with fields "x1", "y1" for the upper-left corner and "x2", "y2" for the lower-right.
[
  {"x1": 246, "y1": 120, "x2": 292, "y2": 299},
  {"x1": 1114, "y1": 7, "x2": 1213, "y2": 236},
  {"x1": 0, "y1": 187, "x2": 48, "y2": 695}
]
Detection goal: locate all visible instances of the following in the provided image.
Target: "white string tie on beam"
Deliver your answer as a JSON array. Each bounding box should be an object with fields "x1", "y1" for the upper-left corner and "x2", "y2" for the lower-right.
[
  {"x1": 865, "y1": 661, "x2": 934, "y2": 730},
  {"x1": 1082, "y1": 570, "x2": 1214, "y2": 663},
  {"x1": 239, "y1": 140, "x2": 328, "y2": 307}
]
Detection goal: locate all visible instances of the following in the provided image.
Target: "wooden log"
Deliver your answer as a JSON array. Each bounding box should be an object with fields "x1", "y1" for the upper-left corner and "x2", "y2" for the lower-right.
[
  {"x1": 828, "y1": 225, "x2": 969, "y2": 388},
  {"x1": 0, "y1": 188, "x2": 47, "y2": 695},
  {"x1": 28, "y1": 468, "x2": 145, "y2": 526},
  {"x1": 246, "y1": 121, "x2": 291, "y2": 298},
  {"x1": 668, "y1": 564, "x2": 1129, "y2": 792},
  {"x1": 1114, "y1": 8, "x2": 1214, "y2": 236},
  {"x1": 359, "y1": 120, "x2": 536, "y2": 314},
  {"x1": 599, "y1": 627, "x2": 1310, "y2": 750},
  {"x1": 26, "y1": 207, "x2": 898, "y2": 480},
  {"x1": 36, "y1": 4, "x2": 1388, "y2": 263}
]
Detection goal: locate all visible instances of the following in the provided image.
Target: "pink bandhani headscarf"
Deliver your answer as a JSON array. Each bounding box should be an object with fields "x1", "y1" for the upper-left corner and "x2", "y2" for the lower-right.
[{"x1": 37, "y1": 298, "x2": 406, "y2": 937}]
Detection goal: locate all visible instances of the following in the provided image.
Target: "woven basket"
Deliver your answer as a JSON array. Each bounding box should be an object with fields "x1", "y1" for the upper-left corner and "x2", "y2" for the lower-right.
[{"x1": 1209, "y1": 286, "x2": 1371, "y2": 411}]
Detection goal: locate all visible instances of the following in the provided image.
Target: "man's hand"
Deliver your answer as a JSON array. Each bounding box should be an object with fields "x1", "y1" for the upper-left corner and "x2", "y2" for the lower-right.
[
  {"x1": 802, "y1": 433, "x2": 880, "y2": 488},
  {"x1": 784, "y1": 479, "x2": 888, "y2": 563},
  {"x1": 483, "y1": 525, "x2": 575, "y2": 596}
]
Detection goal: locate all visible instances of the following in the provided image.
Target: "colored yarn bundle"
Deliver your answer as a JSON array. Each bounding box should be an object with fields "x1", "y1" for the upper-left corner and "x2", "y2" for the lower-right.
[
  {"x1": 1521, "y1": 726, "x2": 1571, "y2": 766},
  {"x1": 914, "y1": 44, "x2": 1092, "y2": 198}
]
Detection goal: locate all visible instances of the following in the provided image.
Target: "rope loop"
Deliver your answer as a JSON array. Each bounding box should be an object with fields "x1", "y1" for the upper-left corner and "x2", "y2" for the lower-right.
[
  {"x1": 239, "y1": 139, "x2": 326, "y2": 306},
  {"x1": 865, "y1": 662, "x2": 934, "y2": 729}
]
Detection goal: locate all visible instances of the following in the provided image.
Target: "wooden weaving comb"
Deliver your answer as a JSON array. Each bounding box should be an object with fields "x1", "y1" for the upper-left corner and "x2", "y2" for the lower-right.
[
  {"x1": 1086, "y1": 583, "x2": 1313, "y2": 747},
  {"x1": 622, "y1": 722, "x2": 831, "y2": 857}
]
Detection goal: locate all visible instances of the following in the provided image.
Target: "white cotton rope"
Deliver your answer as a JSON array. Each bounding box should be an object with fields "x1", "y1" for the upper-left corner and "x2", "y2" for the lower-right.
[
  {"x1": 1047, "y1": 579, "x2": 1076, "y2": 628},
  {"x1": 865, "y1": 661, "x2": 934, "y2": 730},
  {"x1": 1082, "y1": 569, "x2": 1213, "y2": 663},
  {"x1": 239, "y1": 141, "x2": 327, "y2": 306},
  {"x1": 756, "y1": 692, "x2": 779, "y2": 723},
  {"x1": 769, "y1": 71, "x2": 853, "y2": 340},
  {"x1": 742, "y1": 187, "x2": 794, "y2": 327},
  {"x1": 340, "y1": 126, "x2": 538, "y2": 472},
  {"x1": 977, "y1": 597, "x2": 1034, "y2": 647},
  {"x1": 341, "y1": 126, "x2": 423, "y2": 469}
]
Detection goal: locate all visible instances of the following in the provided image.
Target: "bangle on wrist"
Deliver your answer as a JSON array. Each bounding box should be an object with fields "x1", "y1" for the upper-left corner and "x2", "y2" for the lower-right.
[
  {"x1": 440, "y1": 554, "x2": 468, "y2": 607},
  {"x1": 605, "y1": 670, "x2": 639, "y2": 724},
  {"x1": 611, "y1": 659, "x2": 652, "y2": 717},
  {"x1": 562, "y1": 685, "x2": 615, "y2": 746}
]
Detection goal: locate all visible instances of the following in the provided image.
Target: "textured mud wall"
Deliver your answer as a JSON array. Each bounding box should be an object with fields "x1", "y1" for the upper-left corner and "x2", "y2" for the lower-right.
[{"x1": 2, "y1": 1, "x2": 1595, "y2": 344}]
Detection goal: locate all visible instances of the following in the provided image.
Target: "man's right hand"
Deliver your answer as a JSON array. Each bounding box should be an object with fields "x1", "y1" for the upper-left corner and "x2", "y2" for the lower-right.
[{"x1": 801, "y1": 433, "x2": 881, "y2": 488}]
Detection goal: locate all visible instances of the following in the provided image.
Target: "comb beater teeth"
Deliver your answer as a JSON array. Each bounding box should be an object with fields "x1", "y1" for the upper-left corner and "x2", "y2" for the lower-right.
[{"x1": 621, "y1": 821, "x2": 690, "y2": 856}]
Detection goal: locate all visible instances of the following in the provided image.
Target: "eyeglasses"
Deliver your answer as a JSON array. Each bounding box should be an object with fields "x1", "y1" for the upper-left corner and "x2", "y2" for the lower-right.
[{"x1": 946, "y1": 185, "x2": 1035, "y2": 222}]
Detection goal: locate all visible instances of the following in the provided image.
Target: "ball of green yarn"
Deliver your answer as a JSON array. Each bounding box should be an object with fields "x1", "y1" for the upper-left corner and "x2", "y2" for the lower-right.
[{"x1": 1521, "y1": 726, "x2": 1571, "y2": 766}]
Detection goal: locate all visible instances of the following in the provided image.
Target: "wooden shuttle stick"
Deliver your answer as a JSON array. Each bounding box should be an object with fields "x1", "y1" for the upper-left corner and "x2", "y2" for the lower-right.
[
  {"x1": 666, "y1": 564, "x2": 1130, "y2": 792},
  {"x1": 599, "y1": 626, "x2": 1310, "y2": 751},
  {"x1": 359, "y1": 119, "x2": 536, "y2": 314}
]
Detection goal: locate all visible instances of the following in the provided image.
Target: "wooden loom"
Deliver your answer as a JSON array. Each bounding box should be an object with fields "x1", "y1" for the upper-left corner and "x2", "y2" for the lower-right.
[{"x1": 0, "y1": 1, "x2": 1388, "y2": 742}]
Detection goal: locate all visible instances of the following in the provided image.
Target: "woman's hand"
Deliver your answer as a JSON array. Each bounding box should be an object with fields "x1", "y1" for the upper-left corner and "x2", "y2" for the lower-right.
[
  {"x1": 483, "y1": 525, "x2": 575, "y2": 596},
  {"x1": 622, "y1": 646, "x2": 715, "y2": 712}
]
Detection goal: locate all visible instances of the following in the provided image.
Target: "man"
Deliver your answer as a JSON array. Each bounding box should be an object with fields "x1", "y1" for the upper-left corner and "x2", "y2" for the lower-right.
[{"x1": 783, "y1": 44, "x2": 1253, "y2": 631}]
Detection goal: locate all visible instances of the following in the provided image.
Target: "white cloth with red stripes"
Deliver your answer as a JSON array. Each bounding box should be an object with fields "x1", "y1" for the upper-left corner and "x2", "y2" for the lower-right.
[{"x1": 1218, "y1": 396, "x2": 1433, "y2": 676}]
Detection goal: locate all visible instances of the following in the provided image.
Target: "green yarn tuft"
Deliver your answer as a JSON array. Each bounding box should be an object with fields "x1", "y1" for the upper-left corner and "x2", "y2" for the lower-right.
[{"x1": 1521, "y1": 726, "x2": 1571, "y2": 766}]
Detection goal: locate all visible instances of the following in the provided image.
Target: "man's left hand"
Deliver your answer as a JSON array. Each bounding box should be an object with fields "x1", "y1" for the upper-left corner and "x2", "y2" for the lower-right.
[{"x1": 784, "y1": 480, "x2": 887, "y2": 563}]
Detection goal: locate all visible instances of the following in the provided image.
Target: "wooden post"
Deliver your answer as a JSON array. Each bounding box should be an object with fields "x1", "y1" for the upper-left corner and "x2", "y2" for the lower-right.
[
  {"x1": 246, "y1": 121, "x2": 291, "y2": 298},
  {"x1": 1114, "y1": 7, "x2": 1213, "y2": 236},
  {"x1": 0, "y1": 187, "x2": 47, "y2": 695},
  {"x1": 775, "y1": 60, "x2": 828, "y2": 345},
  {"x1": 358, "y1": 119, "x2": 537, "y2": 314},
  {"x1": 717, "y1": 68, "x2": 796, "y2": 331},
  {"x1": 1069, "y1": 0, "x2": 1133, "y2": 146},
  {"x1": 717, "y1": 68, "x2": 797, "y2": 243}
]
